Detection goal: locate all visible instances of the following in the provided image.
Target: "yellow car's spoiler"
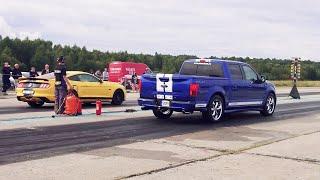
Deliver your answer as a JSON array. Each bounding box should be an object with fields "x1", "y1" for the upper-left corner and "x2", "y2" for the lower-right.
[{"x1": 18, "y1": 77, "x2": 49, "y2": 82}]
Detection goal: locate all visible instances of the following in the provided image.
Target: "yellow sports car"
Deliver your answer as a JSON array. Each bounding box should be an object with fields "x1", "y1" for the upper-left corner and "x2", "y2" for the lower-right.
[{"x1": 16, "y1": 71, "x2": 126, "y2": 107}]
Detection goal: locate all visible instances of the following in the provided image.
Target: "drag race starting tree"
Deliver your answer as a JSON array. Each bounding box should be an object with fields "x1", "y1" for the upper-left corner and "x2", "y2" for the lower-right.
[{"x1": 289, "y1": 58, "x2": 301, "y2": 99}]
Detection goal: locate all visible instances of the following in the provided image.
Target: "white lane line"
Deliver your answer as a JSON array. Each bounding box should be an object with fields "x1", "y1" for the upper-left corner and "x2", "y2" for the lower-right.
[{"x1": 277, "y1": 95, "x2": 320, "y2": 105}]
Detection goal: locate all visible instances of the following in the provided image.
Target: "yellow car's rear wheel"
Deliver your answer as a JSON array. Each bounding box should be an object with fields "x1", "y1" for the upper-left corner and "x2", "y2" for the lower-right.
[{"x1": 27, "y1": 101, "x2": 44, "y2": 108}]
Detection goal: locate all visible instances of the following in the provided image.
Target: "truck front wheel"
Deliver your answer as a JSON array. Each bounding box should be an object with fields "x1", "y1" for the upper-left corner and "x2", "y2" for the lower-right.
[
  {"x1": 202, "y1": 95, "x2": 224, "y2": 122},
  {"x1": 153, "y1": 108, "x2": 173, "y2": 119},
  {"x1": 260, "y1": 93, "x2": 276, "y2": 116}
]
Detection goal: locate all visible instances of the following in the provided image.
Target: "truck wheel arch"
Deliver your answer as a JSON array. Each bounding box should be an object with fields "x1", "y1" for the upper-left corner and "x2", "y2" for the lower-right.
[
  {"x1": 214, "y1": 92, "x2": 225, "y2": 104},
  {"x1": 208, "y1": 92, "x2": 226, "y2": 108},
  {"x1": 267, "y1": 90, "x2": 276, "y2": 103}
]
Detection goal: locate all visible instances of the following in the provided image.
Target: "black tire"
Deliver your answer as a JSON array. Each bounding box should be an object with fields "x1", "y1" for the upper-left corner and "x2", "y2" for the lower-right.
[
  {"x1": 27, "y1": 101, "x2": 44, "y2": 108},
  {"x1": 153, "y1": 108, "x2": 173, "y2": 119},
  {"x1": 111, "y1": 90, "x2": 124, "y2": 105},
  {"x1": 83, "y1": 102, "x2": 92, "y2": 106},
  {"x1": 202, "y1": 95, "x2": 224, "y2": 122},
  {"x1": 260, "y1": 93, "x2": 276, "y2": 116}
]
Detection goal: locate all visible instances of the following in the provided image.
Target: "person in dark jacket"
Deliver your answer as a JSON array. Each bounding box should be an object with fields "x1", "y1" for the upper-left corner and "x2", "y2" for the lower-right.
[
  {"x1": 29, "y1": 67, "x2": 39, "y2": 77},
  {"x1": 2, "y1": 62, "x2": 11, "y2": 95},
  {"x1": 41, "y1": 64, "x2": 50, "y2": 75},
  {"x1": 12, "y1": 64, "x2": 22, "y2": 86},
  {"x1": 54, "y1": 56, "x2": 72, "y2": 114}
]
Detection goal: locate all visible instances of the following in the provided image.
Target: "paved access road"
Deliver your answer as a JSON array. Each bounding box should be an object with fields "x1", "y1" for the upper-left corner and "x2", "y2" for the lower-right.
[{"x1": 0, "y1": 88, "x2": 319, "y2": 179}]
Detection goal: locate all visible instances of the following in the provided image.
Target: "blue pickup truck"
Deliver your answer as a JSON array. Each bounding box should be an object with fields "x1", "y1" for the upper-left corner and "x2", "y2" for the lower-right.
[{"x1": 138, "y1": 59, "x2": 276, "y2": 122}]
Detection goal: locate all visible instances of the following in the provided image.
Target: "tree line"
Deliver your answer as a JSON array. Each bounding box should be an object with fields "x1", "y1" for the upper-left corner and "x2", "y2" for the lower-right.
[{"x1": 1, "y1": 35, "x2": 320, "y2": 80}]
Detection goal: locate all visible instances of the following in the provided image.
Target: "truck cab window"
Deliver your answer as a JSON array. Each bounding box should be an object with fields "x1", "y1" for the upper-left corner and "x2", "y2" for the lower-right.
[
  {"x1": 211, "y1": 64, "x2": 224, "y2": 77},
  {"x1": 242, "y1": 65, "x2": 258, "y2": 82},
  {"x1": 197, "y1": 64, "x2": 224, "y2": 77},
  {"x1": 228, "y1": 64, "x2": 243, "y2": 80},
  {"x1": 180, "y1": 62, "x2": 197, "y2": 75},
  {"x1": 180, "y1": 62, "x2": 224, "y2": 77}
]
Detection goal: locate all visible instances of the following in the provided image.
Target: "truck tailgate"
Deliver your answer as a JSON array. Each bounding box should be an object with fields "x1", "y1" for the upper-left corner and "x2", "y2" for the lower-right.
[{"x1": 140, "y1": 74, "x2": 193, "y2": 101}]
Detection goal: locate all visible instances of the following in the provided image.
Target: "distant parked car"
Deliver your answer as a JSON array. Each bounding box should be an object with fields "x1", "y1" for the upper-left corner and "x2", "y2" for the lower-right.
[
  {"x1": 108, "y1": 61, "x2": 152, "y2": 83},
  {"x1": 21, "y1": 72, "x2": 30, "y2": 78}
]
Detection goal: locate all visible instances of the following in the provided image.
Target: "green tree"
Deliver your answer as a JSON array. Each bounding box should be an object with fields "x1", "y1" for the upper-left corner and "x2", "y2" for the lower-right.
[
  {"x1": 1, "y1": 36, "x2": 320, "y2": 80},
  {"x1": 0, "y1": 47, "x2": 19, "y2": 66},
  {"x1": 30, "y1": 44, "x2": 51, "y2": 70}
]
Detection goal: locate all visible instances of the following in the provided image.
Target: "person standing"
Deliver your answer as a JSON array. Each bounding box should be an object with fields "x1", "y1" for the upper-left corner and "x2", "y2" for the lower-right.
[
  {"x1": 2, "y1": 62, "x2": 11, "y2": 95},
  {"x1": 29, "y1": 67, "x2": 39, "y2": 77},
  {"x1": 131, "y1": 72, "x2": 138, "y2": 92},
  {"x1": 102, "y1": 68, "x2": 109, "y2": 81},
  {"x1": 12, "y1": 63, "x2": 22, "y2": 87},
  {"x1": 54, "y1": 56, "x2": 72, "y2": 114},
  {"x1": 41, "y1": 64, "x2": 50, "y2": 75},
  {"x1": 95, "y1": 70, "x2": 102, "y2": 79}
]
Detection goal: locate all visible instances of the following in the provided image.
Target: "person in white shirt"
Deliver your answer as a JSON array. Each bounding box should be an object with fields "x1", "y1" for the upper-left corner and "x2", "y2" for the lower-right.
[{"x1": 102, "y1": 68, "x2": 109, "y2": 81}]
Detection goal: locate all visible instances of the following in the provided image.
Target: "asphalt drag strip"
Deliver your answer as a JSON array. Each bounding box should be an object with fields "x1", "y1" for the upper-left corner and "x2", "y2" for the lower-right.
[
  {"x1": 0, "y1": 100, "x2": 138, "y2": 115},
  {"x1": 0, "y1": 99, "x2": 319, "y2": 165}
]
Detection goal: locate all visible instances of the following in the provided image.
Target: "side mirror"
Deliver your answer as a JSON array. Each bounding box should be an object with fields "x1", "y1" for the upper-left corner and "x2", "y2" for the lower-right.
[{"x1": 260, "y1": 75, "x2": 266, "y2": 83}]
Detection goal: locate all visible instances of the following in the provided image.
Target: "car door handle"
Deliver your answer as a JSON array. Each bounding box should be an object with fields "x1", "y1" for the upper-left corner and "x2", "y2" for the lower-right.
[{"x1": 232, "y1": 85, "x2": 238, "y2": 90}]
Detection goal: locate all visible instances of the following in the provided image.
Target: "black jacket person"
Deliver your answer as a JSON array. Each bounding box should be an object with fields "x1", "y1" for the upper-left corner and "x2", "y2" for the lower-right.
[
  {"x1": 2, "y1": 62, "x2": 11, "y2": 94},
  {"x1": 54, "y1": 56, "x2": 72, "y2": 114},
  {"x1": 12, "y1": 64, "x2": 22, "y2": 80}
]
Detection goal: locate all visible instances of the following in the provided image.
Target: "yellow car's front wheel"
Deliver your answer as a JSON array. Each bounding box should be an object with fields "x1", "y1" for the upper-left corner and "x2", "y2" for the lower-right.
[{"x1": 111, "y1": 90, "x2": 125, "y2": 105}]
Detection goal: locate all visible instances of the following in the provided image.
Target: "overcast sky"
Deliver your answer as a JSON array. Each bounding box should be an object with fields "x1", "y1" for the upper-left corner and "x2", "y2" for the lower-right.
[{"x1": 0, "y1": 0, "x2": 319, "y2": 61}]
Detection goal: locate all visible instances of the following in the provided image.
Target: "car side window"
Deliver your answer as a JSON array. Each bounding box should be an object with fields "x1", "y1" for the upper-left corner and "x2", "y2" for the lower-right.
[
  {"x1": 68, "y1": 75, "x2": 80, "y2": 81},
  {"x1": 78, "y1": 74, "x2": 100, "y2": 82},
  {"x1": 242, "y1": 65, "x2": 258, "y2": 81},
  {"x1": 228, "y1": 64, "x2": 243, "y2": 80}
]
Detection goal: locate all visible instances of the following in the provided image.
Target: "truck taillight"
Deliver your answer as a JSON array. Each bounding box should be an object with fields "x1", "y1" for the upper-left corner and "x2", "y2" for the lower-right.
[
  {"x1": 190, "y1": 83, "x2": 199, "y2": 97},
  {"x1": 39, "y1": 84, "x2": 50, "y2": 88}
]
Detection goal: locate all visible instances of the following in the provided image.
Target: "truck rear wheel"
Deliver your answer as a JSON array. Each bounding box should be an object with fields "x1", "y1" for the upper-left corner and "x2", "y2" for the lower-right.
[
  {"x1": 202, "y1": 95, "x2": 224, "y2": 122},
  {"x1": 153, "y1": 108, "x2": 173, "y2": 119}
]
